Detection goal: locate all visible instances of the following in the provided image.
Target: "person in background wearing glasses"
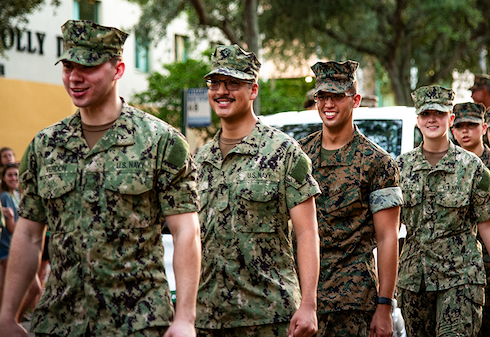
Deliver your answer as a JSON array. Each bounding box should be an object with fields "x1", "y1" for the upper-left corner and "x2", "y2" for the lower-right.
[
  {"x1": 194, "y1": 44, "x2": 321, "y2": 337},
  {"x1": 450, "y1": 102, "x2": 490, "y2": 337},
  {"x1": 298, "y1": 60, "x2": 402, "y2": 337},
  {"x1": 397, "y1": 86, "x2": 490, "y2": 337}
]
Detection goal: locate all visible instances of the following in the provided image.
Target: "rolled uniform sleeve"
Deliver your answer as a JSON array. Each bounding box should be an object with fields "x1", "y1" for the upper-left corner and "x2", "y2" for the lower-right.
[
  {"x1": 369, "y1": 187, "x2": 403, "y2": 214},
  {"x1": 368, "y1": 151, "x2": 402, "y2": 213}
]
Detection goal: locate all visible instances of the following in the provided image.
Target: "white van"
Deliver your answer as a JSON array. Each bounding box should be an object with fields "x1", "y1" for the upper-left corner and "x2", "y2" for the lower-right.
[{"x1": 259, "y1": 106, "x2": 420, "y2": 158}]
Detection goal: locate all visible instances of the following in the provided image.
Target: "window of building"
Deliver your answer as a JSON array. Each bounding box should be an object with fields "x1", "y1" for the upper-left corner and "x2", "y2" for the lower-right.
[
  {"x1": 175, "y1": 35, "x2": 189, "y2": 62},
  {"x1": 74, "y1": 0, "x2": 99, "y2": 22},
  {"x1": 135, "y1": 38, "x2": 149, "y2": 73}
]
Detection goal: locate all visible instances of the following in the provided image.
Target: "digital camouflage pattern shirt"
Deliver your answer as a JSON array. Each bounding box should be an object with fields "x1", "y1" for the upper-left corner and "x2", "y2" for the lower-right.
[
  {"x1": 397, "y1": 142, "x2": 490, "y2": 301},
  {"x1": 479, "y1": 144, "x2": 490, "y2": 307},
  {"x1": 299, "y1": 126, "x2": 402, "y2": 314},
  {"x1": 194, "y1": 119, "x2": 320, "y2": 329},
  {"x1": 18, "y1": 100, "x2": 199, "y2": 336}
]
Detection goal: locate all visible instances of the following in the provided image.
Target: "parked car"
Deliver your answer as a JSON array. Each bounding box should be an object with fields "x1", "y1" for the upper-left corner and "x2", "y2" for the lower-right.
[{"x1": 259, "y1": 106, "x2": 420, "y2": 158}]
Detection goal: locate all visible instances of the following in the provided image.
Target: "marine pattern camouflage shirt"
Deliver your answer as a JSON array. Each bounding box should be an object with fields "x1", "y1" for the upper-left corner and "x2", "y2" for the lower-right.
[
  {"x1": 194, "y1": 119, "x2": 320, "y2": 329},
  {"x1": 478, "y1": 144, "x2": 490, "y2": 306},
  {"x1": 299, "y1": 126, "x2": 402, "y2": 314},
  {"x1": 397, "y1": 142, "x2": 490, "y2": 297},
  {"x1": 18, "y1": 100, "x2": 199, "y2": 336}
]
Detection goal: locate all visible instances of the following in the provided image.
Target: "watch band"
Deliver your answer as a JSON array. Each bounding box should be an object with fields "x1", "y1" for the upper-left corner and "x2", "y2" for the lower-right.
[{"x1": 377, "y1": 296, "x2": 394, "y2": 306}]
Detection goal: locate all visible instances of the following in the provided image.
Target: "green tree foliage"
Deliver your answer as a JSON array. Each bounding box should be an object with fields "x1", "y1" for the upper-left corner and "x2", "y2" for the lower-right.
[
  {"x1": 130, "y1": 59, "x2": 221, "y2": 140},
  {"x1": 260, "y1": 0, "x2": 490, "y2": 105},
  {"x1": 259, "y1": 78, "x2": 315, "y2": 115},
  {"x1": 0, "y1": 0, "x2": 60, "y2": 56},
  {"x1": 130, "y1": 58, "x2": 313, "y2": 142},
  {"x1": 127, "y1": 0, "x2": 259, "y2": 55}
]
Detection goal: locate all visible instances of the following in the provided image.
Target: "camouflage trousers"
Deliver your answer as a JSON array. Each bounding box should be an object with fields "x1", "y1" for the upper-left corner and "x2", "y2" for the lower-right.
[
  {"x1": 197, "y1": 323, "x2": 289, "y2": 337},
  {"x1": 399, "y1": 284, "x2": 483, "y2": 337},
  {"x1": 316, "y1": 310, "x2": 374, "y2": 337},
  {"x1": 35, "y1": 326, "x2": 168, "y2": 337},
  {"x1": 478, "y1": 305, "x2": 490, "y2": 337}
]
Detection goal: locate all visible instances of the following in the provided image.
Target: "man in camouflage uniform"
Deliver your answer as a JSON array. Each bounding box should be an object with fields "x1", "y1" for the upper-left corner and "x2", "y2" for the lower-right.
[
  {"x1": 471, "y1": 75, "x2": 490, "y2": 109},
  {"x1": 298, "y1": 61, "x2": 402, "y2": 337},
  {"x1": 451, "y1": 102, "x2": 490, "y2": 337},
  {"x1": 470, "y1": 75, "x2": 490, "y2": 147},
  {"x1": 0, "y1": 20, "x2": 201, "y2": 337},
  {"x1": 397, "y1": 85, "x2": 490, "y2": 337},
  {"x1": 194, "y1": 44, "x2": 321, "y2": 337}
]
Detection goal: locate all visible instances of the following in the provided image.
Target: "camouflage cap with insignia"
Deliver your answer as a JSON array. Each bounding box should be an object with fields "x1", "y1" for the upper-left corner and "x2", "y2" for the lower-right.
[
  {"x1": 411, "y1": 85, "x2": 455, "y2": 115},
  {"x1": 469, "y1": 74, "x2": 490, "y2": 92},
  {"x1": 204, "y1": 44, "x2": 261, "y2": 81},
  {"x1": 311, "y1": 60, "x2": 359, "y2": 95},
  {"x1": 56, "y1": 20, "x2": 128, "y2": 66},
  {"x1": 453, "y1": 102, "x2": 486, "y2": 125}
]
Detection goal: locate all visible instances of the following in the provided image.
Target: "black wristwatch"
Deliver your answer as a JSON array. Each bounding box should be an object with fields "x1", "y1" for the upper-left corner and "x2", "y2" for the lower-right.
[{"x1": 377, "y1": 296, "x2": 395, "y2": 306}]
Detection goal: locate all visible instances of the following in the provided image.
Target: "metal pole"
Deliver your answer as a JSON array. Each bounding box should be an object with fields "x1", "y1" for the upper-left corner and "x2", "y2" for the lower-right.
[{"x1": 181, "y1": 89, "x2": 186, "y2": 137}]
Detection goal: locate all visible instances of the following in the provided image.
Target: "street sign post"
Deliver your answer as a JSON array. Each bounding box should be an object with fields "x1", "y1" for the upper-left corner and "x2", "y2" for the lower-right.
[{"x1": 186, "y1": 88, "x2": 211, "y2": 128}]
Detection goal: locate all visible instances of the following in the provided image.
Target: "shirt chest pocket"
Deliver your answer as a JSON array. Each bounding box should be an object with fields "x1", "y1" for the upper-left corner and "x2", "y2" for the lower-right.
[
  {"x1": 323, "y1": 186, "x2": 363, "y2": 217},
  {"x1": 434, "y1": 190, "x2": 470, "y2": 230},
  {"x1": 235, "y1": 181, "x2": 279, "y2": 233},
  {"x1": 38, "y1": 165, "x2": 78, "y2": 233},
  {"x1": 402, "y1": 189, "x2": 423, "y2": 208},
  {"x1": 104, "y1": 171, "x2": 154, "y2": 229}
]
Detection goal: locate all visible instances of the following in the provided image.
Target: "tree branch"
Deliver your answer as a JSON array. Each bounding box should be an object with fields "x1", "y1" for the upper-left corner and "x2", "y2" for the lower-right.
[
  {"x1": 188, "y1": 0, "x2": 242, "y2": 45},
  {"x1": 312, "y1": 21, "x2": 382, "y2": 59}
]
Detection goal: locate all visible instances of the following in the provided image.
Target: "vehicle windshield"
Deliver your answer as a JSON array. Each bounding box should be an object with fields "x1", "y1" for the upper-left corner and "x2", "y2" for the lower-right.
[{"x1": 278, "y1": 119, "x2": 403, "y2": 158}]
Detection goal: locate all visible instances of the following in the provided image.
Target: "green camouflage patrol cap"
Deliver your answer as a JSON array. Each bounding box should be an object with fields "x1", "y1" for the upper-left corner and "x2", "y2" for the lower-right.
[
  {"x1": 486, "y1": 107, "x2": 490, "y2": 124},
  {"x1": 411, "y1": 85, "x2": 454, "y2": 115},
  {"x1": 469, "y1": 74, "x2": 490, "y2": 92},
  {"x1": 55, "y1": 20, "x2": 128, "y2": 66},
  {"x1": 453, "y1": 102, "x2": 486, "y2": 125},
  {"x1": 311, "y1": 60, "x2": 359, "y2": 94},
  {"x1": 204, "y1": 44, "x2": 261, "y2": 81}
]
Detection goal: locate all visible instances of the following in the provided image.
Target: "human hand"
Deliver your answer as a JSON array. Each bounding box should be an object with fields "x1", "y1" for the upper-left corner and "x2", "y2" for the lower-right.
[
  {"x1": 163, "y1": 319, "x2": 196, "y2": 337},
  {"x1": 288, "y1": 304, "x2": 318, "y2": 337},
  {"x1": 2, "y1": 207, "x2": 14, "y2": 219},
  {"x1": 369, "y1": 305, "x2": 393, "y2": 337}
]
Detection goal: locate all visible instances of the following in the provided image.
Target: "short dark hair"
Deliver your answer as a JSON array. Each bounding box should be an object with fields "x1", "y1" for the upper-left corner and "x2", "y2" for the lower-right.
[
  {"x1": 109, "y1": 56, "x2": 122, "y2": 67},
  {"x1": 304, "y1": 99, "x2": 316, "y2": 109},
  {"x1": 346, "y1": 80, "x2": 358, "y2": 95}
]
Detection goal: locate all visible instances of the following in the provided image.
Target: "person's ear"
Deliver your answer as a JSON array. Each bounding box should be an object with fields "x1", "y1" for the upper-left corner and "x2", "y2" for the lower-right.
[
  {"x1": 352, "y1": 94, "x2": 361, "y2": 108},
  {"x1": 114, "y1": 60, "x2": 125, "y2": 80},
  {"x1": 250, "y1": 83, "x2": 259, "y2": 100},
  {"x1": 448, "y1": 113, "x2": 455, "y2": 128}
]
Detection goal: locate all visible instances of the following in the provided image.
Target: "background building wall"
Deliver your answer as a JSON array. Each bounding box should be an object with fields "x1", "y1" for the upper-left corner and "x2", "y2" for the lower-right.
[{"x1": 0, "y1": 0, "x2": 215, "y2": 157}]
